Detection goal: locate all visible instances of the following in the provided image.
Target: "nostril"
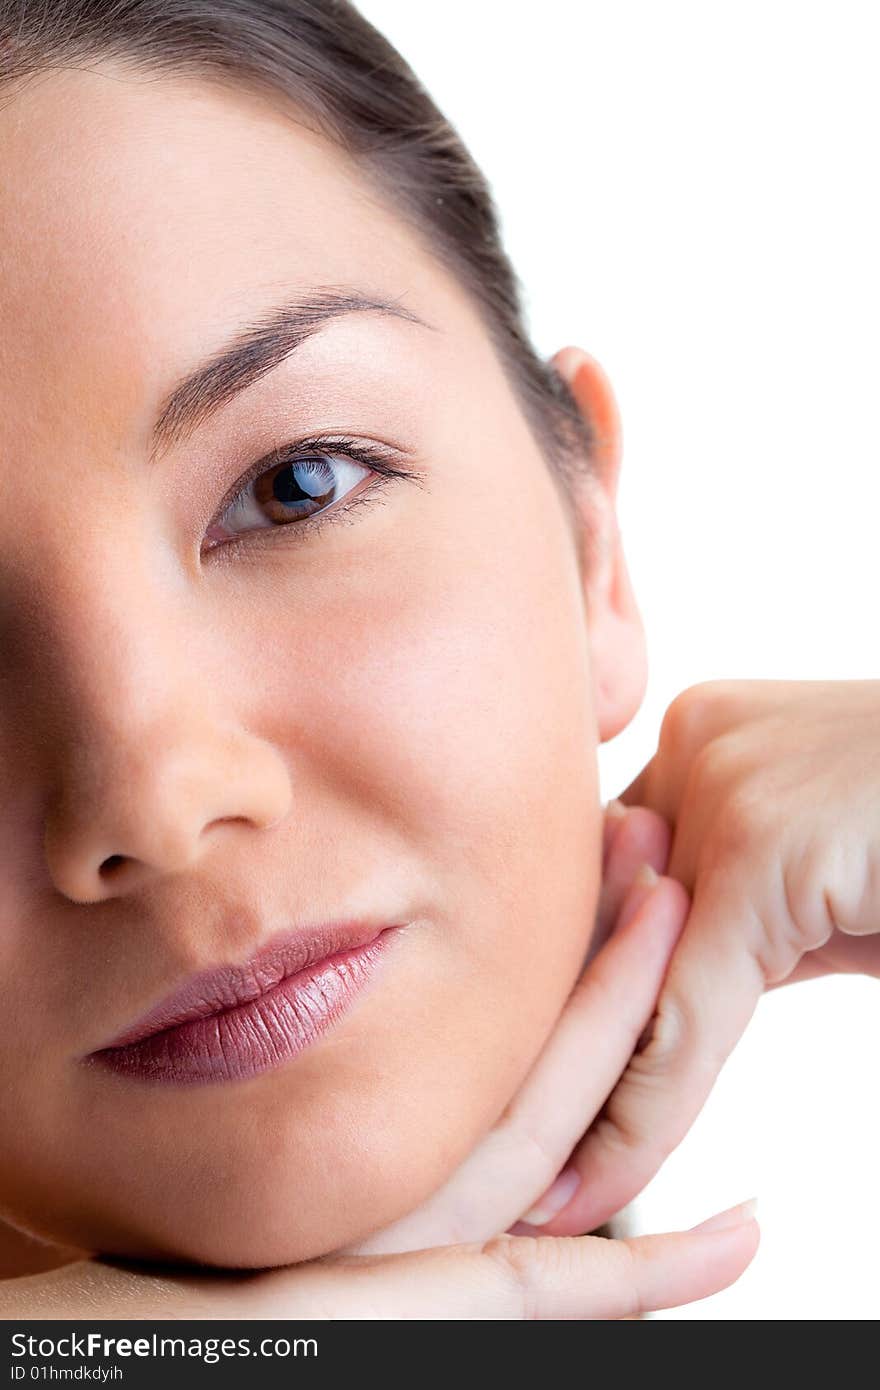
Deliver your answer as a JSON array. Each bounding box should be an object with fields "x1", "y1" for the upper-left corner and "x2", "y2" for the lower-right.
[{"x1": 100, "y1": 854, "x2": 126, "y2": 876}]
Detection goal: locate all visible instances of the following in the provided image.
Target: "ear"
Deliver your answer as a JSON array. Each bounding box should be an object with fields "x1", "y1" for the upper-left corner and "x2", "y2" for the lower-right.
[{"x1": 549, "y1": 345, "x2": 648, "y2": 742}]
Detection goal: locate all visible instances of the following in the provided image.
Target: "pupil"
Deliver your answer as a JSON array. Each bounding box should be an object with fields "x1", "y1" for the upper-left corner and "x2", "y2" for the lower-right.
[{"x1": 274, "y1": 460, "x2": 334, "y2": 507}]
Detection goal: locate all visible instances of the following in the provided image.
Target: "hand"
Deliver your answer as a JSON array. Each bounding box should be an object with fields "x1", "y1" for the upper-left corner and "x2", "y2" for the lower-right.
[
  {"x1": 3, "y1": 1196, "x2": 759, "y2": 1320},
  {"x1": 523, "y1": 678, "x2": 880, "y2": 1238}
]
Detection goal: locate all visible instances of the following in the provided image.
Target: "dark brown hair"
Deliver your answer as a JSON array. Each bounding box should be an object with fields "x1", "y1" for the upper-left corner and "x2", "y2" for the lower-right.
[{"x1": 0, "y1": 0, "x2": 597, "y2": 563}]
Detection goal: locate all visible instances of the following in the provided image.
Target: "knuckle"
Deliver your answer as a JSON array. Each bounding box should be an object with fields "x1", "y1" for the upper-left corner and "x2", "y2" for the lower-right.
[
  {"x1": 614, "y1": 1240, "x2": 643, "y2": 1319},
  {"x1": 754, "y1": 845, "x2": 843, "y2": 981},
  {"x1": 783, "y1": 854, "x2": 832, "y2": 950},
  {"x1": 480, "y1": 1233, "x2": 621, "y2": 1321},
  {"x1": 594, "y1": 991, "x2": 721, "y2": 1164},
  {"x1": 664, "y1": 996, "x2": 728, "y2": 1085},
  {"x1": 639, "y1": 989, "x2": 693, "y2": 1070},
  {"x1": 479, "y1": 1234, "x2": 542, "y2": 1319},
  {"x1": 589, "y1": 1105, "x2": 672, "y2": 1181},
  {"x1": 647, "y1": 979, "x2": 734, "y2": 1083},
  {"x1": 800, "y1": 839, "x2": 875, "y2": 940},
  {"x1": 686, "y1": 734, "x2": 738, "y2": 799},
  {"x1": 658, "y1": 685, "x2": 712, "y2": 754},
  {"x1": 658, "y1": 681, "x2": 732, "y2": 754},
  {"x1": 494, "y1": 1106, "x2": 563, "y2": 1189}
]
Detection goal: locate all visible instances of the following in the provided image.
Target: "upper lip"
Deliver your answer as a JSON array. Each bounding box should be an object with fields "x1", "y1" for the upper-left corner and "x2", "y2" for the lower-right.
[{"x1": 89, "y1": 919, "x2": 393, "y2": 1052}]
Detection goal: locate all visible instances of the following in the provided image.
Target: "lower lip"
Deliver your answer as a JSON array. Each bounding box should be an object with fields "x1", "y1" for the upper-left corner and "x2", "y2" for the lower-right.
[{"x1": 85, "y1": 930, "x2": 397, "y2": 1086}]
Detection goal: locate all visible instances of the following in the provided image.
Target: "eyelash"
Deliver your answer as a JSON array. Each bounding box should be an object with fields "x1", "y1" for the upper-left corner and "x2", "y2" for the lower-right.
[{"x1": 203, "y1": 432, "x2": 424, "y2": 560}]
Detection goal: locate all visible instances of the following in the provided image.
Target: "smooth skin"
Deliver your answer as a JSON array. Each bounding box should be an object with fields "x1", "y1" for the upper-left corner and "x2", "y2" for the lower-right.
[{"x1": 0, "y1": 53, "x2": 736, "y2": 1310}]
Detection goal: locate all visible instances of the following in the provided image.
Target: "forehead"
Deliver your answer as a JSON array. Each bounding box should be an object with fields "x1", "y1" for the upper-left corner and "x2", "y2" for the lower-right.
[
  {"x1": 0, "y1": 62, "x2": 475, "y2": 425},
  {"x1": 0, "y1": 60, "x2": 441, "y2": 292}
]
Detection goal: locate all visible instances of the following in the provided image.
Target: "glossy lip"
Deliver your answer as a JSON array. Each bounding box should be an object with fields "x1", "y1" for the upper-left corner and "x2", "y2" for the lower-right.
[{"x1": 82, "y1": 920, "x2": 402, "y2": 1086}]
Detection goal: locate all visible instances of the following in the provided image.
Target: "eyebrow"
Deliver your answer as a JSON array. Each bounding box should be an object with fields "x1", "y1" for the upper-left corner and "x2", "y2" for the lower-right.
[{"x1": 149, "y1": 286, "x2": 434, "y2": 465}]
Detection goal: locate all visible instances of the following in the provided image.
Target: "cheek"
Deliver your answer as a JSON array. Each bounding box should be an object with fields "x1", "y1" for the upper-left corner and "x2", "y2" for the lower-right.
[{"x1": 302, "y1": 482, "x2": 603, "y2": 1072}]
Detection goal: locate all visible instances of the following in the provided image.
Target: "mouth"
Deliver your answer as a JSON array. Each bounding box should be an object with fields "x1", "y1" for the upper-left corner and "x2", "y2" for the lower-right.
[{"x1": 82, "y1": 920, "x2": 403, "y2": 1086}]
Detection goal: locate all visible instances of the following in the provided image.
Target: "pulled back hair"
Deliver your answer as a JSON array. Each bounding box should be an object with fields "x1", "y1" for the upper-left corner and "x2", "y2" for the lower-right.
[{"x1": 0, "y1": 0, "x2": 598, "y2": 565}]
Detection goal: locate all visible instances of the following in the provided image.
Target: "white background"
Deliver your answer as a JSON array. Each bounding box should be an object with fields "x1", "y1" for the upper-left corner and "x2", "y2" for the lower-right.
[{"x1": 359, "y1": 0, "x2": 879, "y2": 1319}]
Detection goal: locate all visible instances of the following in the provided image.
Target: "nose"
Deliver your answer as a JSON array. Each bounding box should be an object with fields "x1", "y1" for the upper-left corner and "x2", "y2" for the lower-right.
[
  {"x1": 8, "y1": 564, "x2": 293, "y2": 907},
  {"x1": 43, "y1": 713, "x2": 292, "y2": 903}
]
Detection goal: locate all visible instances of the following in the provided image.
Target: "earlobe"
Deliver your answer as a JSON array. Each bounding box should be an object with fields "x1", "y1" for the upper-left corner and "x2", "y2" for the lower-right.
[
  {"x1": 589, "y1": 538, "x2": 649, "y2": 742},
  {"x1": 549, "y1": 345, "x2": 647, "y2": 743}
]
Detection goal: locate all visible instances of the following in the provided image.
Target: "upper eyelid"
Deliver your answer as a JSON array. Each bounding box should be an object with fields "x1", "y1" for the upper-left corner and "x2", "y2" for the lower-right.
[
  {"x1": 225, "y1": 437, "x2": 363, "y2": 501},
  {"x1": 211, "y1": 431, "x2": 426, "y2": 527},
  {"x1": 241, "y1": 431, "x2": 424, "y2": 484}
]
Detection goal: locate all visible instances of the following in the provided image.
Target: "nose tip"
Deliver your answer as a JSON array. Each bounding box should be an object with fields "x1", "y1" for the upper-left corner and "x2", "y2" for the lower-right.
[
  {"x1": 49, "y1": 819, "x2": 210, "y2": 903},
  {"x1": 89, "y1": 816, "x2": 262, "y2": 898},
  {"x1": 43, "y1": 739, "x2": 291, "y2": 905}
]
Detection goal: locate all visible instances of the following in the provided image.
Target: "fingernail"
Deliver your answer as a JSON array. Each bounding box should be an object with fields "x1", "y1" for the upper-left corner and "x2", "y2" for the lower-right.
[
  {"x1": 690, "y1": 1198, "x2": 758, "y2": 1233},
  {"x1": 604, "y1": 797, "x2": 627, "y2": 824},
  {"x1": 519, "y1": 1167, "x2": 582, "y2": 1227},
  {"x1": 602, "y1": 798, "x2": 628, "y2": 869},
  {"x1": 616, "y1": 862, "x2": 660, "y2": 930}
]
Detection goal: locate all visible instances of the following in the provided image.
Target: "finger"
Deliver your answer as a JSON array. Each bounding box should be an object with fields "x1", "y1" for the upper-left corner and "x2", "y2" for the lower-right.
[
  {"x1": 615, "y1": 681, "x2": 798, "y2": 819},
  {"x1": 771, "y1": 954, "x2": 832, "y2": 986},
  {"x1": 500, "y1": 871, "x2": 690, "y2": 1170},
  {"x1": 261, "y1": 1204, "x2": 759, "y2": 1319},
  {"x1": 351, "y1": 872, "x2": 690, "y2": 1254},
  {"x1": 592, "y1": 804, "x2": 673, "y2": 953},
  {"x1": 535, "y1": 869, "x2": 765, "y2": 1236},
  {"x1": 778, "y1": 931, "x2": 880, "y2": 984},
  {"x1": 602, "y1": 797, "x2": 628, "y2": 869}
]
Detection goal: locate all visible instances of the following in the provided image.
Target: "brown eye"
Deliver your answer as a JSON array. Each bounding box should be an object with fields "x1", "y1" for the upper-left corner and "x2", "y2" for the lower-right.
[{"x1": 206, "y1": 451, "x2": 371, "y2": 546}]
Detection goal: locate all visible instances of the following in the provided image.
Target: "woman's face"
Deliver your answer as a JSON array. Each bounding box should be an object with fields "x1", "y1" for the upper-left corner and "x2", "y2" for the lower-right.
[{"x1": 0, "y1": 63, "x2": 645, "y2": 1267}]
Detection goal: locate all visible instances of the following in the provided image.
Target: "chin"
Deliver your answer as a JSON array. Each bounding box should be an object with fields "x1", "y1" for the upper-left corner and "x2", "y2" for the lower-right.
[
  {"x1": 19, "y1": 1115, "x2": 458, "y2": 1272},
  {"x1": 8, "y1": 1189, "x2": 380, "y2": 1274}
]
